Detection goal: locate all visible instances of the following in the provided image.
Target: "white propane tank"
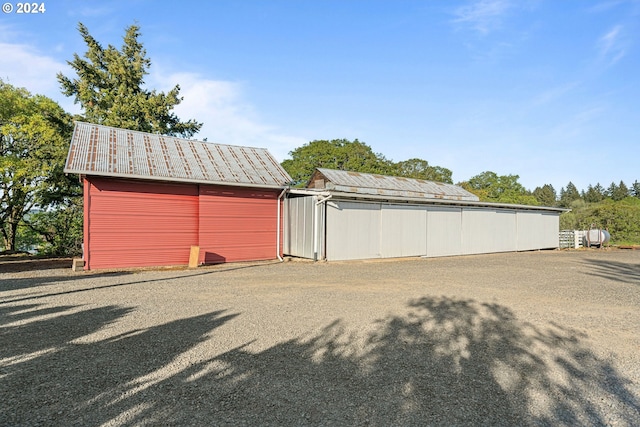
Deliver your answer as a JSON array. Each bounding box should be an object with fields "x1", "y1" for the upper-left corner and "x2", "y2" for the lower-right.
[{"x1": 583, "y1": 228, "x2": 610, "y2": 248}]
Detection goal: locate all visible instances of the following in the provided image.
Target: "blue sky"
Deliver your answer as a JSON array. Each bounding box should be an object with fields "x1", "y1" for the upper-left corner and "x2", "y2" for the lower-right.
[{"x1": 1, "y1": 0, "x2": 638, "y2": 192}]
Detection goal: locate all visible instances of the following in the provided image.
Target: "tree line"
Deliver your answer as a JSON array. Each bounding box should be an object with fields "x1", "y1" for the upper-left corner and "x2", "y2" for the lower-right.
[{"x1": 2, "y1": 23, "x2": 638, "y2": 256}]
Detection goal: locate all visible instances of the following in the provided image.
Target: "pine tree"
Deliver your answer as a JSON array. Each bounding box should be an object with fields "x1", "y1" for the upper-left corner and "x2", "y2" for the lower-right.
[
  {"x1": 532, "y1": 184, "x2": 557, "y2": 206},
  {"x1": 559, "y1": 182, "x2": 581, "y2": 207},
  {"x1": 58, "y1": 23, "x2": 201, "y2": 138},
  {"x1": 632, "y1": 180, "x2": 640, "y2": 198},
  {"x1": 584, "y1": 184, "x2": 604, "y2": 203},
  {"x1": 611, "y1": 180, "x2": 629, "y2": 201}
]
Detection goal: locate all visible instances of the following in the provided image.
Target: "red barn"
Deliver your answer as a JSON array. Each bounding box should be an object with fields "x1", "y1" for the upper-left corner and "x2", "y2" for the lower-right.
[{"x1": 64, "y1": 122, "x2": 291, "y2": 270}]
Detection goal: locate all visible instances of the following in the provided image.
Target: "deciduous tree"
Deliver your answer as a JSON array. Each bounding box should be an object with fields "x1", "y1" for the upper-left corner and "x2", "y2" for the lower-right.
[
  {"x1": 459, "y1": 171, "x2": 538, "y2": 205},
  {"x1": 392, "y1": 158, "x2": 452, "y2": 183},
  {"x1": 281, "y1": 139, "x2": 396, "y2": 186},
  {"x1": 0, "y1": 81, "x2": 74, "y2": 252}
]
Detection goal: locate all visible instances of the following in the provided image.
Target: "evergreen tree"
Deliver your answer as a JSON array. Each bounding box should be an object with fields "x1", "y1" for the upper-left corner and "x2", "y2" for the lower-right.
[
  {"x1": 559, "y1": 182, "x2": 581, "y2": 207},
  {"x1": 593, "y1": 183, "x2": 606, "y2": 199},
  {"x1": 632, "y1": 180, "x2": 640, "y2": 198},
  {"x1": 532, "y1": 184, "x2": 557, "y2": 206},
  {"x1": 611, "y1": 180, "x2": 629, "y2": 201},
  {"x1": 58, "y1": 23, "x2": 201, "y2": 138},
  {"x1": 584, "y1": 184, "x2": 604, "y2": 203}
]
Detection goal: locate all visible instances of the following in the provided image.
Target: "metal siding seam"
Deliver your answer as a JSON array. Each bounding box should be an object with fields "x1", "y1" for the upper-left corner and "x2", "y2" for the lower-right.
[
  {"x1": 109, "y1": 128, "x2": 116, "y2": 173},
  {"x1": 84, "y1": 178, "x2": 91, "y2": 270}
]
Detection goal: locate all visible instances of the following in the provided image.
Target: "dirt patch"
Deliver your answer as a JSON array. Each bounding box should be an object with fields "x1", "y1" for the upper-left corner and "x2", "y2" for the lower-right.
[{"x1": 0, "y1": 256, "x2": 73, "y2": 273}]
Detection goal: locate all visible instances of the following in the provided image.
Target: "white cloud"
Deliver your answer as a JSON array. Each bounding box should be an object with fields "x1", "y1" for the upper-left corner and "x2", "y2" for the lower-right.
[
  {"x1": 452, "y1": 0, "x2": 512, "y2": 34},
  {"x1": 597, "y1": 24, "x2": 627, "y2": 65},
  {"x1": 0, "y1": 40, "x2": 80, "y2": 113},
  {"x1": 0, "y1": 37, "x2": 305, "y2": 161},
  {"x1": 151, "y1": 71, "x2": 306, "y2": 162}
]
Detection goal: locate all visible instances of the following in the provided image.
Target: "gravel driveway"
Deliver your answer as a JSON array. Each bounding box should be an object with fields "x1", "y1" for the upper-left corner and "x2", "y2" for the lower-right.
[{"x1": 1, "y1": 249, "x2": 639, "y2": 426}]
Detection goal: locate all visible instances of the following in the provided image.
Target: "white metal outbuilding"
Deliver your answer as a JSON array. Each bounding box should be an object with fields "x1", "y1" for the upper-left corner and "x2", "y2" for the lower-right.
[{"x1": 283, "y1": 168, "x2": 565, "y2": 261}]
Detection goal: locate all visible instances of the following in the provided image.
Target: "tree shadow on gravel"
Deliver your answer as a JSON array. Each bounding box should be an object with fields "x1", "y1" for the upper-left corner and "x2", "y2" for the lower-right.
[
  {"x1": 583, "y1": 257, "x2": 640, "y2": 286},
  {"x1": 0, "y1": 304, "x2": 238, "y2": 426},
  {"x1": 2, "y1": 297, "x2": 638, "y2": 426},
  {"x1": 180, "y1": 297, "x2": 637, "y2": 426},
  {"x1": 0, "y1": 262, "x2": 271, "y2": 301}
]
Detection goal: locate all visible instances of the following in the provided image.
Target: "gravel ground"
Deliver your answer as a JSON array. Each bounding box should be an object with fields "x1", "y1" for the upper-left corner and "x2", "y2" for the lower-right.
[{"x1": 1, "y1": 249, "x2": 639, "y2": 426}]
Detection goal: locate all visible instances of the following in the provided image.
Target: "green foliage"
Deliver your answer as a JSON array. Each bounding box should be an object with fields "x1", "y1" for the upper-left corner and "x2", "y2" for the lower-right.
[
  {"x1": 26, "y1": 199, "x2": 83, "y2": 256},
  {"x1": 282, "y1": 139, "x2": 454, "y2": 187},
  {"x1": 0, "y1": 80, "x2": 75, "y2": 252},
  {"x1": 632, "y1": 180, "x2": 640, "y2": 198},
  {"x1": 532, "y1": 184, "x2": 557, "y2": 206},
  {"x1": 583, "y1": 184, "x2": 605, "y2": 203},
  {"x1": 458, "y1": 171, "x2": 539, "y2": 205},
  {"x1": 58, "y1": 23, "x2": 202, "y2": 138},
  {"x1": 558, "y1": 182, "x2": 581, "y2": 208},
  {"x1": 281, "y1": 139, "x2": 396, "y2": 186},
  {"x1": 392, "y1": 158, "x2": 453, "y2": 183},
  {"x1": 608, "y1": 180, "x2": 629, "y2": 201},
  {"x1": 560, "y1": 197, "x2": 640, "y2": 245}
]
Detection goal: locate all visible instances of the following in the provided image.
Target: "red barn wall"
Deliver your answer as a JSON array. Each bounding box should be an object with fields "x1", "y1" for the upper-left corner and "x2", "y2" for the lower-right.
[
  {"x1": 83, "y1": 177, "x2": 282, "y2": 270},
  {"x1": 84, "y1": 177, "x2": 199, "y2": 270},
  {"x1": 198, "y1": 185, "x2": 280, "y2": 264}
]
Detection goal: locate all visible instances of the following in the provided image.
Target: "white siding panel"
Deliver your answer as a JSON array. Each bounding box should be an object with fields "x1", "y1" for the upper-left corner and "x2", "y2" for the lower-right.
[
  {"x1": 326, "y1": 201, "x2": 381, "y2": 261},
  {"x1": 462, "y1": 209, "x2": 517, "y2": 254},
  {"x1": 380, "y1": 204, "x2": 427, "y2": 258},
  {"x1": 517, "y1": 211, "x2": 560, "y2": 250},
  {"x1": 426, "y1": 207, "x2": 462, "y2": 257},
  {"x1": 516, "y1": 211, "x2": 541, "y2": 251},
  {"x1": 284, "y1": 196, "x2": 315, "y2": 258}
]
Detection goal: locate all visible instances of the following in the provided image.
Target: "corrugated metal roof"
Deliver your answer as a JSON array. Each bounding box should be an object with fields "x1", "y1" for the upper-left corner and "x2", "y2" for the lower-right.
[
  {"x1": 309, "y1": 168, "x2": 480, "y2": 202},
  {"x1": 64, "y1": 122, "x2": 292, "y2": 188}
]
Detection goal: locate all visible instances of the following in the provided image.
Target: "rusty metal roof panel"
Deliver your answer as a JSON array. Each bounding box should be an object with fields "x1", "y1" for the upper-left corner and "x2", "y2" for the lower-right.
[
  {"x1": 65, "y1": 122, "x2": 292, "y2": 188},
  {"x1": 312, "y1": 168, "x2": 479, "y2": 202}
]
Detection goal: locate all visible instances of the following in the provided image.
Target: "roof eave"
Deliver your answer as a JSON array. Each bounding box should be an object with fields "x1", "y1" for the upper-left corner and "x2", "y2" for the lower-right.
[
  {"x1": 319, "y1": 190, "x2": 569, "y2": 212},
  {"x1": 64, "y1": 169, "x2": 290, "y2": 190}
]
